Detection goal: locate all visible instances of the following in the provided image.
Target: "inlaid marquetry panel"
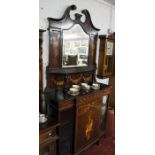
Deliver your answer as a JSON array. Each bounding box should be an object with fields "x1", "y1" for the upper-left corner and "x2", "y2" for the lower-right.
[{"x1": 75, "y1": 96, "x2": 102, "y2": 153}]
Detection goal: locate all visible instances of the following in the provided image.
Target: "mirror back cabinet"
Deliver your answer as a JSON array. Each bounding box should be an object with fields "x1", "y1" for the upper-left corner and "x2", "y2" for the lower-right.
[{"x1": 45, "y1": 5, "x2": 112, "y2": 155}]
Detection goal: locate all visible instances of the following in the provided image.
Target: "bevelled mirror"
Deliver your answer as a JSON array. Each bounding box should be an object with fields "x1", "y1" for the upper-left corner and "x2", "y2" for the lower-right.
[{"x1": 62, "y1": 24, "x2": 89, "y2": 68}]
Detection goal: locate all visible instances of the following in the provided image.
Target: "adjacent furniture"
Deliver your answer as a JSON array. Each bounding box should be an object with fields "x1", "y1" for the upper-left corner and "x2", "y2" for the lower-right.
[
  {"x1": 97, "y1": 33, "x2": 115, "y2": 108},
  {"x1": 46, "y1": 84, "x2": 111, "y2": 155},
  {"x1": 97, "y1": 34, "x2": 115, "y2": 78}
]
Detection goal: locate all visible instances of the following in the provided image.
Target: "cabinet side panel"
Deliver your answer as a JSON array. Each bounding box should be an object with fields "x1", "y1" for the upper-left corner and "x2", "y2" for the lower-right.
[{"x1": 75, "y1": 96, "x2": 102, "y2": 153}]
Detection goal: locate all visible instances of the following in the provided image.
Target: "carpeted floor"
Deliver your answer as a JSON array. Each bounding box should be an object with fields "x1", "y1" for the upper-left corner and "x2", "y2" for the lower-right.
[{"x1": 80, "y1": 134, "x2": 115, "y2": 155}]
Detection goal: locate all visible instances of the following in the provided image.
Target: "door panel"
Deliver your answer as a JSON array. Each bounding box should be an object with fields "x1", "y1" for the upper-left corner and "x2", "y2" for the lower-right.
[{"x1": 75, "y1": 95, "x2": 102, "y2": 152}]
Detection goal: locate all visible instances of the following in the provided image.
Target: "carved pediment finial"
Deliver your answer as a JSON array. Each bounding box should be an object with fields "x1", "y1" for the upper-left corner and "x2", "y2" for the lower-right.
[
  {"x1": 81, "y1": 9, "x2": 100, "y2": 32},
  {"x1": 48, "y1": 5, "x2": 100, "y2": 34}
]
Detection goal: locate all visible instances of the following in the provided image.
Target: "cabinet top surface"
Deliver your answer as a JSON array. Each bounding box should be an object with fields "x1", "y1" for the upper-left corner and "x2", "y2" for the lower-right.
[{"x1": 46, "y1": 83, "x2": 111, "y2": 103}]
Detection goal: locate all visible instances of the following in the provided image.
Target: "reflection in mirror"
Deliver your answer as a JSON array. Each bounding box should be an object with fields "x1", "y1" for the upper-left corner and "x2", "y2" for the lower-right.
[{"x1": 62, "y1": 24, "x2": 89, "y2": 68}]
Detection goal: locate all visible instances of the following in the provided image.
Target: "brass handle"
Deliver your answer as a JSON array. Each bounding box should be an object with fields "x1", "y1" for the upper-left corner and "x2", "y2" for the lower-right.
[{"x1": 48, "y1": 132, "x2": 52, "y2": 136}]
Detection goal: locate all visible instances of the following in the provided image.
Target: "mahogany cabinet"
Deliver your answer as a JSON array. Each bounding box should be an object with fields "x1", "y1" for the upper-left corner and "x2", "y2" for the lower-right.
[
  {"x1": 46, "y1": 84, "x2": 112, "y2": 155},
  {"x1": 44, "y1": 5, "x2": 112, "y2": 155}
]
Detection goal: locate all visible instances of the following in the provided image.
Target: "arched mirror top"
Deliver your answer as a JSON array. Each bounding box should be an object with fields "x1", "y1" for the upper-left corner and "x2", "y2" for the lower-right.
[
  {"x1": 47, "y1": 5, "x2": 100, "y2": 74},
  {"x1": 48, "y1": 5, "x2": 100, "y2": 35}
]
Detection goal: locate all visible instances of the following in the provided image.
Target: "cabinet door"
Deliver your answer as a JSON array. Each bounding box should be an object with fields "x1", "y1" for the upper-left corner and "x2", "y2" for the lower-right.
[{"x1": 75, "y1": 95, "x2": 102, "y2": 153}]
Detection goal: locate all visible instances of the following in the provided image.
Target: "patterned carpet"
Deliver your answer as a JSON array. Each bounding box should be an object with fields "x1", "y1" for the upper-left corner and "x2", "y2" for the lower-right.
[{"x1": 80, "y1": 134, "x2": 115, "y2": 155}]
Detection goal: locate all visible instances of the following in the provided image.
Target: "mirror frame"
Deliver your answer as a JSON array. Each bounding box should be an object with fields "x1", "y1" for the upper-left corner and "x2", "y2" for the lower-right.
[{"x1": 47, "y1": 5, "x2": 100, "y2": 74}]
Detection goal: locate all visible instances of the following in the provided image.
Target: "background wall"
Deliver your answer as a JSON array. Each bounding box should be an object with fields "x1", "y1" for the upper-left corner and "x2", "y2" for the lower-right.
[{"x1": 39, "y1": 0, "x2": 115, "y2": 88}]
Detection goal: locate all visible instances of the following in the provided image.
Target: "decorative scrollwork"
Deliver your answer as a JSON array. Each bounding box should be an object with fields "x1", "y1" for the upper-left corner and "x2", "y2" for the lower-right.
[{"x1": 48, "y1": 5, "x2": 100, "y2": 34}]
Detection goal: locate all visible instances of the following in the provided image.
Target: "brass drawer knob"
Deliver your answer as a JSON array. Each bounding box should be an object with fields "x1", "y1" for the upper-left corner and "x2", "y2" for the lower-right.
[{"x1": 48, "y1": 132, "x2": 52, "y2": 136}]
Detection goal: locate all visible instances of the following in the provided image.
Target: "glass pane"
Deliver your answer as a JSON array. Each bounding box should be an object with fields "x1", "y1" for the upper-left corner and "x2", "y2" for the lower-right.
[{"x1": 62, "y1": 24, "x2": 89, "y2": 68}]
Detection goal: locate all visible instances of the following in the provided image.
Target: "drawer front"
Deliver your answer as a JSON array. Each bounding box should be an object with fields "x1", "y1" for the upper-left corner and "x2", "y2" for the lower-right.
[{"x1": 39, "y1": 128, "x2": 56, "y2": 144}]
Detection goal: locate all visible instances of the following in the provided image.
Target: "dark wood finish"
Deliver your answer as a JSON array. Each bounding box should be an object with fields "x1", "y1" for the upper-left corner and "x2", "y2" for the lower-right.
[
  {"x1": 39, "y1": 118, "x2": 59, "y2": 155},
  {"x1": 75, "y1": 94, "x2": 102, "y2": 153},
  {"x1": 45, "y1": 84, "x2": 112, "y2": 155},
  {"x1": 59, "y1": 100, "x2": 74, "y2": 111},
  {"x1": 46, "y1": 5, "x2": 100, "y2": 90},
  {"x1": 44, "y1": 5, "x2": 112, "y2": 155},
  {"x1": 46, "y1": 92, "x2": 75, "y2": 155},
  {"x1": 97, "y1": 33, "x2": 115, "y2": 78},
  {"x1": 48, "y1": 30, "x2": 61, "y2": 68}
]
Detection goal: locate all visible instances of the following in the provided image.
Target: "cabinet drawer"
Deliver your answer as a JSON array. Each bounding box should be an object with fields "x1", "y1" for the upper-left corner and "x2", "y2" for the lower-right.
[{"x1": 39, "y1": 128, "x2": 56, "y2": 144}]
